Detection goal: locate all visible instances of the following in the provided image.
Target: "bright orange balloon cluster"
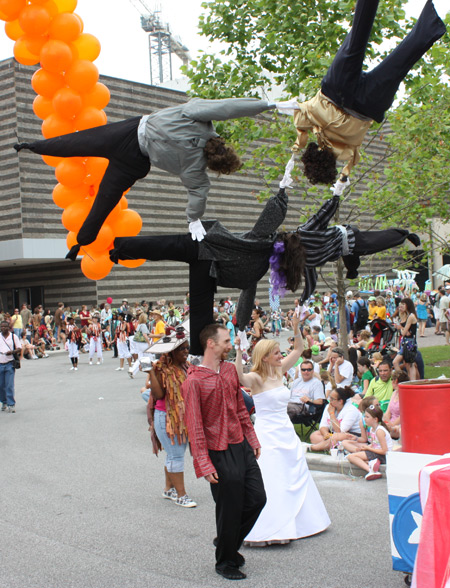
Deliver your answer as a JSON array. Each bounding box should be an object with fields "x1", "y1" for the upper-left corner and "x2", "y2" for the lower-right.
[{"x1": 1, "y1": 0, "x2": 145, "y2": 280}]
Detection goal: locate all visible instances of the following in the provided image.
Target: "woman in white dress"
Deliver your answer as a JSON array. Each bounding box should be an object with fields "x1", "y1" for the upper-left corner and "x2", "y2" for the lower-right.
[{"x1": 235, "y1": 313, "x2": 330, "y2": 546}]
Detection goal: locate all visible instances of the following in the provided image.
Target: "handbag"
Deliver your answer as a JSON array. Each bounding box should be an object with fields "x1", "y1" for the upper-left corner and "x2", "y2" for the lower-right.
[
  {"x1": 133, "y1": 328, "x2": 147, "y2": 343},
  {"x1": 12, "y1": 334, "x2": 21, "y2": 369},
  {"x1": 402, "y1": 337, "x2": 417, "y2": 364}
]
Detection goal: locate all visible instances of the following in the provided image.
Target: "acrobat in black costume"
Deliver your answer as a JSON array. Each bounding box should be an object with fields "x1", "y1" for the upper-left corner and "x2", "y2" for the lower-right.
[
  {"x1": 281, "y1": 0, "x2": 446, "y2": 182},
  {"x1": 109, "y1": 188, "x2": 420, "y2": 354},
  {"x1": 14, "y1": 98, "x2": 274, "y2": 247}
]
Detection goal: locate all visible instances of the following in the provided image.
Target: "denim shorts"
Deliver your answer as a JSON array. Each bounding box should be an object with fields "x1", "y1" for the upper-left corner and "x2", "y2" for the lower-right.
[{"x1": 154, "y1": 409, "x2": 187, "y2": 473}]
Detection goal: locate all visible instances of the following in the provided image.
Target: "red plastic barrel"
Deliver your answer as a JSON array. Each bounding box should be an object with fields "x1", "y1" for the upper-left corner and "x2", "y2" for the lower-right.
[{"x1": 399, "y1": 379, "x2": 450, "y2": 455}]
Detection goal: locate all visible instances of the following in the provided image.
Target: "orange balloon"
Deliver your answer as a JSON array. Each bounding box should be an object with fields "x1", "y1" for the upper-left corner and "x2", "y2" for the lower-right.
[
  {"x1": 33, "y1": 94, "x2": 53, "y2": 119},
  {"x1": 42, "y1": 154, "x2": 64, "y2": 167},
  {"x1": 55, "y1": 158, "x2": 85, "y2": 187},
  {"x1": 0, "y1": 0, "x2": 26, "y2": 21},
  {"x1": 118, "y1": 259, "x2": 146, "y2": 269},
  {"x1": 82, "y1": 82, "x2": 110, "y2": 110},
  {"x1": 19, "y1": 4, "x2": 51, "y2": 35},
  {"x1": 49, "y1": 12, "x2": 81, "y2": 42},
  {"x1": 66, "y1": 230, "x2": 78, "y2": 251},
  {"x1": 120, "y1": 196, "x2": 128, "y2": 209},
  {"x1": 54, "y1": 0, "x2": 77, "y2": 13},
  {"x1": 43, "y1": 0, "x2": 58, "y2": 18},
  {"x1": 84, "y1": 157, "x2": 108, "y2": 185},
  {"x1": 74, "y1": 106, "x2": 106, "y2": 131},
  {"x1": 61, "y1": 197, "x2": 93, "y2": 232},
  {"x1": 71, "y1": 32, "x2": 100, "y2": 61},
  {"x1": 40, "y1": 39, "x2": 73, "y2": 73},
  {"x1": 81, "y1": 250, "x2": 113, "y2": 281},
  {"x1": 52, "y1": 86, "x2": 82, "y2": 119},
  {"x1": 28, "y1": 0, "x2": 51, "y2": 5},
  {"x1": 4, "y1": 18, "x2": 23, "y2": 40},
  {"x1": 110, "y1": 209, "x2": 143, "y2": 237},
  {"x1": 41, "y1": 112, "x2": 74, "y2": 138},
  {"x1": 84, "y1": 224, "x2": 114, "y2": 253},
  {"x1": 25, "y1": 34, "x2": 49, "y2": 56},
  {"x1": 31, "y1": 68, "x2": 64, "y2": 97},
  {"x1": 53, "y1": 182, "x2": 87, "y2": 208},
  {"x1": 65, "y1": 59, "x2": 98, "y2": 92},
  {"x1": 13, "y1": 36, "x2": 40, "y2": 65}
]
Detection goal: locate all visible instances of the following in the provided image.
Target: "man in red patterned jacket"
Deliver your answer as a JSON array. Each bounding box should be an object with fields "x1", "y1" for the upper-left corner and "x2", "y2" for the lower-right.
[{"x1": 182, "y1": 323, "x2": 266, "y2": 581}]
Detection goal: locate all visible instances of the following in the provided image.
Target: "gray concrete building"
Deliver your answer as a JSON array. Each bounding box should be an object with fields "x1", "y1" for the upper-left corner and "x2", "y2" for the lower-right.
[{"x1": 0, "y1": 58, "x2": 404, "y2": 314}]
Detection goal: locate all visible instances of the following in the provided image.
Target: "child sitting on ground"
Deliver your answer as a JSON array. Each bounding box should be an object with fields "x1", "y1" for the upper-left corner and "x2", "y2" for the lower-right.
[
  {"x1": 347, "y1": 404, "x2": 393, "y2": 480},
  {"x1": 342, "y1": 396, "x2": 379, "y2": 454},
  {"x1": 383, "y1": 370, "x2": 408, "y2": 440}
]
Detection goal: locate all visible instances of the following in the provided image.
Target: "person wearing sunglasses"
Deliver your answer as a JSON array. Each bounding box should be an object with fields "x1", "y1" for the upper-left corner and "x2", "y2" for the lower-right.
[{"x1": 287, "y1": 360, "x2": 325, "y2": 421}]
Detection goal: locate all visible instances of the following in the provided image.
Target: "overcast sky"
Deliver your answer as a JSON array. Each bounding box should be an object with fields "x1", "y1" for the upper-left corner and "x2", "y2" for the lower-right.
[{"x1": 0, "y1": 0, "x2": 445, "y2": 86}]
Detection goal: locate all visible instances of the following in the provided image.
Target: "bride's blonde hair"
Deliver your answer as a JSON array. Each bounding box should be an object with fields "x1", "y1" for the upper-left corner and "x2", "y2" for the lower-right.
[{"x1": 251, "y1": 339, "x2": 282, "y2": 381}]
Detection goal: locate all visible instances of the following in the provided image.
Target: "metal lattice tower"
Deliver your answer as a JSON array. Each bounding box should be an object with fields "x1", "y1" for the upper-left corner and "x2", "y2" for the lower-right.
[{"x1": 129, "y1": 0, "x2": 190, "y2": 85}]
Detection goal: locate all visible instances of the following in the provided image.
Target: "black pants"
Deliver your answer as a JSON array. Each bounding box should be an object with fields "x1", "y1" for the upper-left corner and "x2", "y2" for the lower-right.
[
  {"x1": 111, "y1": 235, "x2": 215, "y2": 355},
  {"x1": 25, "y1": 117, "x2": 150, "y2": 245},
  {"x1": 321, "y1": 0, "x2": 446, "y2": 122},
  {"x1": 342, "y1": 227, "x2": 414, "y2": 279},
  {"x1": 209, "y1": 440, "x2": 266, "y2": 570}
]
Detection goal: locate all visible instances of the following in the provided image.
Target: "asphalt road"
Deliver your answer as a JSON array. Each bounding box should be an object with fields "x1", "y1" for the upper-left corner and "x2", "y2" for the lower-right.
[{"x1": 1, "y1": 351, "x2": 408, "y2": 588}]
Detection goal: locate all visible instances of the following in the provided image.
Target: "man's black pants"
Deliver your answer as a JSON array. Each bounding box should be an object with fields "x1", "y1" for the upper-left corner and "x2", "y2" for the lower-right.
[
  {"x1": 321, "y1": 0, "x2": 446, "y2": 122},
  {"x1": 208, "y1": 440, "x2": 266, "y2": 571},
  {"x1": 111, "y1": 235, "x2": 215, "y2": 355},
  {"x1": 24, "y1": 117, "x2": 150, "y2": 245}
]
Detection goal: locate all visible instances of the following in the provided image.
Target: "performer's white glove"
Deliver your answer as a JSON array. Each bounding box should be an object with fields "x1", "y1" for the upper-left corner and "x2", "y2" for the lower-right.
[
  {"x1": 331, "y1": 177, "x2": 350, "y2": 196},
  {"x1": 236, "y1": 330, "x2": 250, "y2": 352},
  {"x1": 280, "y1": 154, "x2": 295, "y2": 189},
  {"x1": 189, "y1": 220, "x2": 206, "y2": 242},
  {"x1": 272, "y1": 99, "x2": 300, "y2": 116}
]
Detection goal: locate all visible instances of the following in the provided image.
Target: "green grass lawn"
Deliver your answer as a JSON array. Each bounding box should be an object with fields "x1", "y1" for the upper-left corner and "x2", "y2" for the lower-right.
[{"x1": 421, "y1": 345, "x2": 450, "y2": 379}]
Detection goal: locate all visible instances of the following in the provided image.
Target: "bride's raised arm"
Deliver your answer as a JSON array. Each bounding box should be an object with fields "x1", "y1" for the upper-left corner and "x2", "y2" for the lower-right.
[{"x1": 281, "y1": 313, "x2": 303, "y2": 373}]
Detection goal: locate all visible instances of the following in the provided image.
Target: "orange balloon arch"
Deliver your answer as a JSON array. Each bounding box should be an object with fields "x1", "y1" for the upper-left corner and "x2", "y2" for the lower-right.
[{"x1": 1, "y1": 0, "x2": 145, "y2": 280}]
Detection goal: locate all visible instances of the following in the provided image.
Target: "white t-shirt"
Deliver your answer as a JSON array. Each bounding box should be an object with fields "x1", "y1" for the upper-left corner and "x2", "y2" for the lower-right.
[
  {"x1": 290, "y1": 377, "x2": 325, "y2": 404},
  {"x1": 309, "y1": 313, "x2": 322, "y2": 328},
  {"x1": 333, "y1": 359, "x2": 354, "y2": 388},
  {"x1": 320, "y1": 399, "x2": 361, "y2": 434},
  {"x1": 439, "y1": 295, "x2": 450, "y2": 321}
]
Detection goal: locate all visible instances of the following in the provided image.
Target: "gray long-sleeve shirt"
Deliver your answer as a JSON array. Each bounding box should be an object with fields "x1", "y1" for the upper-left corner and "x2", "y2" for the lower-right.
[{"x1": 137, "y1": 97, "x2": 274, "y2": 222}]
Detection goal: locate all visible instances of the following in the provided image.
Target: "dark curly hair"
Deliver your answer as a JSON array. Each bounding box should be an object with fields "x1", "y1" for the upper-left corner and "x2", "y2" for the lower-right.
[
  {"x1": 204, "y1": 136, "x2": 242, "y2": 175},
  {"x1": 301, "y1": 141, "x2": 338, "y2": 185},
  {"x1": 276, "y1": 231, "x2": 306, "y2": 292}
]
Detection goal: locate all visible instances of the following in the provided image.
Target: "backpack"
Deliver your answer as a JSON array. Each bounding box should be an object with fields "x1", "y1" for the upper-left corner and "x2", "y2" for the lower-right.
[{"x1": 355, "y1": 301, "x2": 369, "y2": 328}]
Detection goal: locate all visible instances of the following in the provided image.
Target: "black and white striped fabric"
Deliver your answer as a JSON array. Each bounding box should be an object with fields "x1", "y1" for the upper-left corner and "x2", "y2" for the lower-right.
[{"x1": 296, "y1": 195, "x2": 355, "y2": 302}]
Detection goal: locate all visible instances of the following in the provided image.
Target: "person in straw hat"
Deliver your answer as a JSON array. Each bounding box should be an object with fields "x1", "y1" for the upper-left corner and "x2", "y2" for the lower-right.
[{"x1": 147, "y1": 323, "x2": 197, "y2": 508}]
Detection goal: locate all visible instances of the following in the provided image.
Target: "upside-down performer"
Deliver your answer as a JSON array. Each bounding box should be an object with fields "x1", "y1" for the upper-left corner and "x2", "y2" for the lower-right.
[
  {"x1": 109, "y1": 181, "x2": 420, "y2": 354},
  {"x1": 276, "y1": 0, "x2": 446, "y2": 184},
  {"x1": 14, "y1": 97, "x2": 275, "y2": 247}
]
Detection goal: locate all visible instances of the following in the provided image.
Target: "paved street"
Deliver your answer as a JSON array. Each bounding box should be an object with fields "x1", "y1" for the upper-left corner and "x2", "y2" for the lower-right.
[{"x1": 1, "y1": 351, "x2": 411, "y2": 588}]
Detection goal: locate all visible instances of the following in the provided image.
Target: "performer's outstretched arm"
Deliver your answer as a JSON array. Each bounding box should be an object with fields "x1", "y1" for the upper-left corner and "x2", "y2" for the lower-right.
[
  {"x1": 298, "y1": 195, "x2": 340, "y2": 232},
  {"x1": 182, "y1": 97, "x2": 275, "y2": 122},
  {"x1": 248, "y1": 188, "x2": 288, "y2": 239}
]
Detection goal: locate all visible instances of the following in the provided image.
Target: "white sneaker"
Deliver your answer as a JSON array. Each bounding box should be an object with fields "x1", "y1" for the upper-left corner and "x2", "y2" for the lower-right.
[
  {"x1": 89, "y1": 360, "x2": 93, "y2": 365},
  {"x1": 115, "y1": 367, "x2": 124, "y2": 371},
  {"x1": 162, "y1": 488, "x2": 177, "y2": 501},
  {"x1": 74, "y1": 367, "x2": 78, "y2": 371},
  {"x1": 175, "y1": 494, "x2": 197, "y2": 508},
  {"x1": 365, "y1": 471, "x2": 382, "y2": 481},
  {"x1": 70, "y1": 366, "x2": 74, "y2": 370},
  {"x1": 96, "y1": 360, "x2": 102, "y2": 365}
]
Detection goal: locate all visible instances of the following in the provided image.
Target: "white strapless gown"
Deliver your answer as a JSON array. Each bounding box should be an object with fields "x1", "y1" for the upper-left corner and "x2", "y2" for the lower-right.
[{"x1": 245, "y1": 385, "x2": 330, "y2": 544}]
